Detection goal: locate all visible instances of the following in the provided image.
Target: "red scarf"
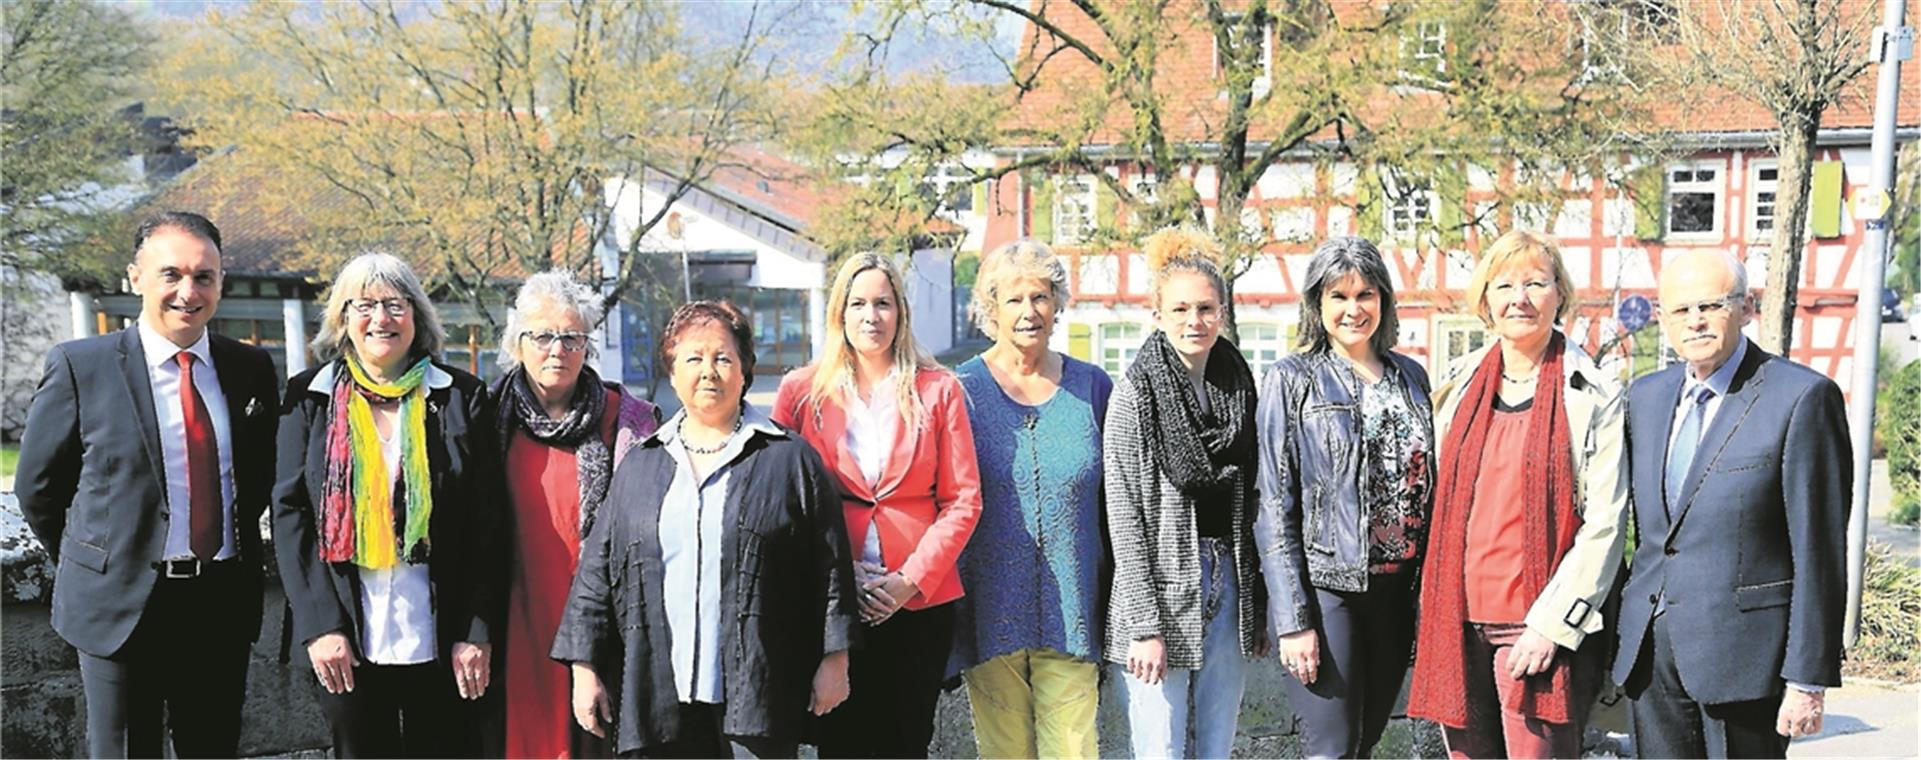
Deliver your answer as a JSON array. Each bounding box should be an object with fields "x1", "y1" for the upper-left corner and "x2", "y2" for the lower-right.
[{"x1": 1408, "y1": 333, "x2": 1582, "y2": 727}]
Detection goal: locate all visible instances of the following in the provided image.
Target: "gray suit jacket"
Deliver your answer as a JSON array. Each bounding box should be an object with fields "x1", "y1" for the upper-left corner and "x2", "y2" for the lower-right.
[
  {"x1": 1612, "y1": 340, "x2": 1850, "y2": 704},
  {"x1": 14, "y1": 328, "x2": 280, "y2": 657}
]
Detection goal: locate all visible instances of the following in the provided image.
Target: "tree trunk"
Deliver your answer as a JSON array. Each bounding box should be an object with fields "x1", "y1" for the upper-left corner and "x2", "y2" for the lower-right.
[{"x1": 1757, "y1": 114, "x2": 1821, "y2": 355}]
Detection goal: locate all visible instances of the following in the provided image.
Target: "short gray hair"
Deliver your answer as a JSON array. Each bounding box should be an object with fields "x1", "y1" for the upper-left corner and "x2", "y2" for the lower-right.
[
  {"x1": 970, "y1": 239, "x2": 1071, "y2": 337},
  {"x1": 498, "y1": 270, "x2": 605, "y2": 368},
  {"x1": 311, "y1": 253, "x2": 445, "y2": 362}
]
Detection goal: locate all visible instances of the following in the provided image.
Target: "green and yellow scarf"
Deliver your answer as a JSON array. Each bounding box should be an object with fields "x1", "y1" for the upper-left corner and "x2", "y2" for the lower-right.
[{"x1": 318, "y1": 354, "x2": 434, "y2": 568}]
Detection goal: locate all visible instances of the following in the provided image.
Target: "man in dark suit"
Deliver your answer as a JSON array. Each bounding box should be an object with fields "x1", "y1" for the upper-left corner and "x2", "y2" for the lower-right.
[
  {"x1": 1613, "y1": 248, "x2": 1850, "y2": 758},
  {"x1": 14, "y1": 212, "x2": 281, "y2": 758}
]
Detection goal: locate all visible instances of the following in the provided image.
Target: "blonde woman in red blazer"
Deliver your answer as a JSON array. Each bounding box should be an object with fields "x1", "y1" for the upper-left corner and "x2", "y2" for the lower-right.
[{"x1": 773, "y1": 253, "x2": 982, "y2": 758}]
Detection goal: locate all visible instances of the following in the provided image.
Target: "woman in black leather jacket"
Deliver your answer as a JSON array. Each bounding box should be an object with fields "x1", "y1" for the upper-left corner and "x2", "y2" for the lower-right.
[{"x1": 1253, "y1": 236, "x2": 1436, "y2": 758}]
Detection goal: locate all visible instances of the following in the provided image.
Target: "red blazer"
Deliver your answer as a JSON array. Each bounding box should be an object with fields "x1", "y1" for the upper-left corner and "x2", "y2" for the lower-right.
[{"x1": 772, "y1": 365, "x2": 981, "y2": 610}]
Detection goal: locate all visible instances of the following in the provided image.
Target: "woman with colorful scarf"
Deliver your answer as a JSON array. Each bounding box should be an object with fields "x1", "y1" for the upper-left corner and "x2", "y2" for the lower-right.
[
  {"x1": 272, "y1": 253, "x2": 506, "y2": 758},
  {"x1": 1407, "y1": 230, "x2": 1630, "y2": 758},
  {"x1": 1103, "y1": 228, "x2": 1266, "y2": 760},
  {"x1": 491, "y1": 271, "x2": 659, "y2": 759}
]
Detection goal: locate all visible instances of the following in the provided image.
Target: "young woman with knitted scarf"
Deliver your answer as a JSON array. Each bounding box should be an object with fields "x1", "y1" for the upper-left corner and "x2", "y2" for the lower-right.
[
  {"x1": 272, "y1": 253, "x2": 506, "y2": 758},
  {"x1": 1103, "y1": 228, "x2": 1267, "y2": 759},
  {"x1": 1407, "y1": 230, "x2": 1630, "y2": 758}
]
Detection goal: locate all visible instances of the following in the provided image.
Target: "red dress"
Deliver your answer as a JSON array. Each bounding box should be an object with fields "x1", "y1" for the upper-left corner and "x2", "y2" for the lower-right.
[{"x1": 504, "y1": 427, "x2": 597, "y2": 759}]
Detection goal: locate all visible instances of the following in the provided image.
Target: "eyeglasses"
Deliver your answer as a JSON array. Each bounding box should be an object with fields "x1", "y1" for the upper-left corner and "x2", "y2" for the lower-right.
[
  {"x1": 521, "y1": 330, "x2": 590, "y2": 353},
  {"x1": 346, "y1": 298, "x2": 410, "y2": 317},
  {"x1": 1488, "y1": 280, "x2": 1556, "y2": 298},
  {"x1": 1663, "y1": 295, "x2": 1744, "y2": 320}
]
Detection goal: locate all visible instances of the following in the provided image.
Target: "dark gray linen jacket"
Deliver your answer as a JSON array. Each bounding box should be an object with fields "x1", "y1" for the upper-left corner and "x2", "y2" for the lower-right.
[
  {"x1": 550, "y1": 413, "x2": 860, "y2": 754},
  {"x1": 1253, "y1": 350, "x2": 1435, "y2": 638}
]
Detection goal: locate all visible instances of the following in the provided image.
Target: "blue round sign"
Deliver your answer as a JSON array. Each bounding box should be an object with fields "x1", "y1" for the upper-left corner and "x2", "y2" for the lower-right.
[{"x1": 1618, "y1": 294, "x2": 1653, "y2": 333}]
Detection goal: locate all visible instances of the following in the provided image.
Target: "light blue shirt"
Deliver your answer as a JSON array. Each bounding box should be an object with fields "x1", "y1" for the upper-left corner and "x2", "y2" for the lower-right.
[
  {"x1": 1667, "y1": 334, "x2": 1748, "y2": 455},
  {"x1": 656, "y1": 404, "x2": 783, "y2": 704}
]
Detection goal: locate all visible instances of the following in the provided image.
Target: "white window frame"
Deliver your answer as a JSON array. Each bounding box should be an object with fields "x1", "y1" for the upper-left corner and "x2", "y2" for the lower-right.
[
  {"x1": 1053, "y1": 174, "x2": 1098, "y2": 245},
  {"x1": 1432, "y1": 313, "x2": 1490, "y2": 378},
  {"x1": 1237, "y1": 321, "x2": 1294, "y2": 371},
  {"x1": 1098, "y1": 321, "x2": 1145, "y2": 376},
  {"x1": 1398, "y1": 19, "x2": 1448, "y2": 83},
  {"x1": 1749, "y1": 160, "x2": 1779, "y2": 240},
  {"x1": 1215, "y1": 16, "x2": 1274, "y2": 98},
  {"x1": 1665, "y1": 163, "x2": 1723, "y2": 241},
  {"x1": 1125, "y1": 173, "x2": 1160, "y2": 228},
  {"x1": 1382, "y1": 175, "x2": 1436, "y2": 242},
  {"x1": 922, "y1": 164, "x2": 975, "y2": 216}
]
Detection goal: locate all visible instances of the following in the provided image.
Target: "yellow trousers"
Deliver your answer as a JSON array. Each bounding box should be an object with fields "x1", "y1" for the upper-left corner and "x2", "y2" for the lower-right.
[{"x1": 963, "y1": 648, "x2": 1100, "y2": 759}]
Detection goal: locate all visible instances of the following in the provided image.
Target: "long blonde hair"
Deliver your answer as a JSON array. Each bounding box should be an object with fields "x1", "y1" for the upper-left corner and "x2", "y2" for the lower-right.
[{"x1": 804, "y1": 253, "x2": 940, "y2": 427}]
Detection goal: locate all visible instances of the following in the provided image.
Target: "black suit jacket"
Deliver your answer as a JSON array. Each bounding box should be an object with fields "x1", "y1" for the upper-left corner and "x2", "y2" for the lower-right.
[
  {"x1": 1612, "y1": 340, "x2": 1851, "y2": 704},
  {"x1": 271, "y1": 359, "x2": 506, "y2": 658},
  {"x1": 14, "y1": 328, "x2": 281, "y2": 657}
]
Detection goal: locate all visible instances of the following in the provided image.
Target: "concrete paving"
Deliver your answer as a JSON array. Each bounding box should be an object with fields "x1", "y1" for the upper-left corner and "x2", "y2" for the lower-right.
[{"x1": 1788, "y1": 680, "x2": 1921, "y2": 759}]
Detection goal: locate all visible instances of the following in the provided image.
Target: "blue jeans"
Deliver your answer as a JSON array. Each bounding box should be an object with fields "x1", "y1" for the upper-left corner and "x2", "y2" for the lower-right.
[{"x1": 1118, "y1": 538, "x2": 1248, "y2": 759}]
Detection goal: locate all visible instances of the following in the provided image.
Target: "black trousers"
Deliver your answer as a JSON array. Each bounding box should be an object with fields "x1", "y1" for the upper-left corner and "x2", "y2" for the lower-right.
[
  {"x1": 315, "y1": 660, "x2": 479, "y2": 758},
  {"x1": 1624, "y1": 612, "x2": 1790, "y2": 759},
  {"x1": 630, "y1": 702, "x2": 797, "y2": 759},
  {"x1": 814, "y1": 603, "x2": 956, "y2": 759},
  {"x1": 1283, "y1": 571, "x2": 1417, "y2": 759},
  {"x1": 77, "y1": 564, "x2": 253, "y2": 759}
]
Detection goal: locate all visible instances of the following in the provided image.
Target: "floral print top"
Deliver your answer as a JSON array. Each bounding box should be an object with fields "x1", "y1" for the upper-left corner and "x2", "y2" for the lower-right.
[{"x1": 1359, "y1": 365, "x2": 1431, "y2": 575}]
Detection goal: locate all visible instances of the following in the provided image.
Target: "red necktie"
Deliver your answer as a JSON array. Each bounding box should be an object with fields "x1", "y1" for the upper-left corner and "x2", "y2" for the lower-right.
[{"x1": 177, "y1": 352, "x2": 223, "y2": 560}]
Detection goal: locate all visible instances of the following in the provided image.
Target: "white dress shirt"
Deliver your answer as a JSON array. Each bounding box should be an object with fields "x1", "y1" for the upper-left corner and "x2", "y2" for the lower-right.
[
  {"x1": 138, "y1": 320, "x2": 237, "y2": 561},
  {"x1": 842, "y1": 372, "x2": 899, "y2": 567}
]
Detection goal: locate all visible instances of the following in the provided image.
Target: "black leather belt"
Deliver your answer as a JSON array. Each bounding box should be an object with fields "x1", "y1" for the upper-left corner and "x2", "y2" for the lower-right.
[{"x1": 152, "y1": 558, "x2": 233, "y2": 579}]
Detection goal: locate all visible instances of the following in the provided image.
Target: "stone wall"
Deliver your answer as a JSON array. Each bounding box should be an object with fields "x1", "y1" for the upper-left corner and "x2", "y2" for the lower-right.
[{"x1": 2, "y1": 496, "x2": 332, "y2": 758}]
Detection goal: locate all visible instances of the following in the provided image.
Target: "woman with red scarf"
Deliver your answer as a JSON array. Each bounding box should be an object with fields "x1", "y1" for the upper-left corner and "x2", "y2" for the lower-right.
[{"x1": 1408, "y1": 230, "x2": 1630, "y2": 758}]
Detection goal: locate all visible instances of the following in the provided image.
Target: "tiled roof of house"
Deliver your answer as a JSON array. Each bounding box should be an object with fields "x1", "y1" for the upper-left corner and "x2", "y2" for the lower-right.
[
  {"x1": 1002, "y1": 0, "x2": 1918, "y2": 149},
  {"x1": 138, "y1": 141, "x2": 868, "y2": 279}
]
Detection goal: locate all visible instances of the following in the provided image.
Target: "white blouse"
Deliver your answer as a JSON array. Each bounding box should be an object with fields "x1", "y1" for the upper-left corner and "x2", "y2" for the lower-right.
[
  {"x1": 357, "y1": 414, "x2": 436, "y2": 666},
  {"x1": 842, "y1": 372, "x2": 899, "y2": 567}
]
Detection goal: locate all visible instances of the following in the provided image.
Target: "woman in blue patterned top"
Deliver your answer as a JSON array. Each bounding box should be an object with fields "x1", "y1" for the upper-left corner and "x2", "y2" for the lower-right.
[{"x1": 952, "y1": 239, "x2": 1113, "y2": 759}]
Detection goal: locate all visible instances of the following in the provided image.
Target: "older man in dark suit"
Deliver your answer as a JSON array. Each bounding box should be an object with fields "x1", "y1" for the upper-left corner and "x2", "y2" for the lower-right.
[
  {"x1": 14, "y1": 212, "x2": 281, "y2": 758},
  {"x1": 1613, "y1": 248, "x2": 1851, "y2": 758}
]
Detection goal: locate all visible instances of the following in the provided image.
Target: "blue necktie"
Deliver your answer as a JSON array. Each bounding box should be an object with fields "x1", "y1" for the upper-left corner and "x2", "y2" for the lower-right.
[{"x1": 1665, "y1": 384, "x2": 1714, "y2": 517}]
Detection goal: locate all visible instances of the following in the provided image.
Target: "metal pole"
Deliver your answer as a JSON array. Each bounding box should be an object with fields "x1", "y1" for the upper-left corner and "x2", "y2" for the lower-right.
[{"x1": 1844, "y1": 0, "x2": 1911, "y2": 647}]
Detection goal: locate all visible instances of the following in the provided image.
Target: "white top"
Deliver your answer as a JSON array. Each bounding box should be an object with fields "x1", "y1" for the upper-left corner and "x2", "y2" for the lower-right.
[
  {"x1": 655, "y1": 406, "x2": 783, "y2": 703},
  {"x1": 305, "y1": 359, "x2": 456, "y2": 665},
  {"x1": 138, "y1": 320, "x2": 237, "y2": 561},
  {"x1": 842, "y1": 372, "x2": 899, "y2": 567},
  {"x1": 358, "y1": 416, "x2": 436, "y2": 665}
]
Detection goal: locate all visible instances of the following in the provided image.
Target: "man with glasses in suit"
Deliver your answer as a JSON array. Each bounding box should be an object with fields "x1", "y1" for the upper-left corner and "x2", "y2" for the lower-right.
[{"x1": 1612, "y1": 248, "x2": 1851, "y2": 758}]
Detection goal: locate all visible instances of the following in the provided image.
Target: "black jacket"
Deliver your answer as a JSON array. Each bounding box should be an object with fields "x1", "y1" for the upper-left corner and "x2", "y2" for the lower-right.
[
  {"x1": 550, "y1": 411, "x2": 860, "y2": 754},
  {"x1": 15, "y1": 328, "x2": 280, "y2": 656},
  {"x1": 1254, "y1": 350, "x2": 1435, "y2": 636},
  {"x1": 271, "y1": 358, "x2": 506, "y2": 657}
]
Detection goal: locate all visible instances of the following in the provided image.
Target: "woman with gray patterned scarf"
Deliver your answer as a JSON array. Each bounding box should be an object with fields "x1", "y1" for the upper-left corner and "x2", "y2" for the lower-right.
[
  {"x1": 1105, "y1": 228, "x2": 1267, "y2": 760},
  {"x1": 491, "y1": 271, "x2": 660, "y2": 758}
]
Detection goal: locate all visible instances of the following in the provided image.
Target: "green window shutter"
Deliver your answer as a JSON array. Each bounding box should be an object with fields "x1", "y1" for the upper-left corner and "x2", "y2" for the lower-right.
[
  {"x1": 1356, "y1": 168, "x2": 1384, "y2": 240},
  {"x1": 1095, "y1": 177, "x2": 1118, "y2": 232},
  {"x1": 1631, "y1": 164, "x2": 1666, "y2": 242},
  {"x1": 1067, "y1": 322, "x2": 1092, "y2": 361},
  {"x1": 1810, "y1": 160, "x2": 1844, "y2": 239},
  {"x1": 972, "y1": 182, "x2": 989, "y2": 214},
  {"x1": 1030, "y1": 175, "x2": 1056, "y2": 243}
]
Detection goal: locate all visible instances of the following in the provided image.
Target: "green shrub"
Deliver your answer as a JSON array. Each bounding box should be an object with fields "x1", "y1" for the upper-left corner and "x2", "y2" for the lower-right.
[
  {"x1": 1892, "y1": 498, "x2": 1921, "y2": 528},
  {"x1": 1847, "y1": 541, "x2": 1921, "y2": 683},
  {"x1": 1883, "y1": 361, "x2": 1921, "y2": 520}
]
